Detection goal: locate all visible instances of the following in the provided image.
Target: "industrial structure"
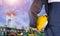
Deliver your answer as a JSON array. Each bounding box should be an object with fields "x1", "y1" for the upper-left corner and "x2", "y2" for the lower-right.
[
  {"x1": 0, "y1": 11, "x2": 45, "y2": 36},
  {"x1": 6, "y1": 11, "x2": 16, "y2": 28}
]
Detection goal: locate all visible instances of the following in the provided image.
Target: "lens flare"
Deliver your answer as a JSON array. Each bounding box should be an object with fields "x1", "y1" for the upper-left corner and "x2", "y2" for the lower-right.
[{"x1": 4, "y1": 0, "x2": 19, "y2": 6}]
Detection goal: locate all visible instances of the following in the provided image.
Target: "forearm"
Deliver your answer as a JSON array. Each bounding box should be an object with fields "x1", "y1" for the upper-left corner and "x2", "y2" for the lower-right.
[
  {"x1": 30, "y1": 0, "x2": 43, "y2": 14},
  {"x1": 29, "y1": 0, "x2": 43, "y2": 28}
]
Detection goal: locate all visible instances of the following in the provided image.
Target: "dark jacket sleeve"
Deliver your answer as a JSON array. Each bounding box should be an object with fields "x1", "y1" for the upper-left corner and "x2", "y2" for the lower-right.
[
  {"x1": 30, "y1": 0, "x2": 43, "y2": 14},
  {"x1": 29, "y1": 0, "x2": 43, "y2": 28}
]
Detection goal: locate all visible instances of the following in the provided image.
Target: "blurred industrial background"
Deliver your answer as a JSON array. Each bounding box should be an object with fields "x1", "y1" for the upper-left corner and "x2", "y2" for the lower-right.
[{"x1": 0, "y1": 0, "x2": 47, "y2": 36}]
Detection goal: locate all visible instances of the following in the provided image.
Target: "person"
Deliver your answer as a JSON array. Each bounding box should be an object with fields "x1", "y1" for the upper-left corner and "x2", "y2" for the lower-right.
[
  {"x1": 29, "y1": 0, "x2": 43, "y2": 28},
  {"x1": 44, "y1": 0, "x2": 60, "y2": 36},
  {"x1": 29, "y1": 0, "x2": 60, "y2": 36}
]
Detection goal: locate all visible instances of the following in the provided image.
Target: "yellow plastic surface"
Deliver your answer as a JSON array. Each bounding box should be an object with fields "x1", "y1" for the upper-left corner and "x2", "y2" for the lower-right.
[
  {"x1": 17, "y1": 34, "x2": 21, "y2": 36},
  {"x1": 28, "y1": 34, "x2": 35, "y2": 36},
  {"x1": 36, "y1": 15, "x2": 48, "y2": 31}
]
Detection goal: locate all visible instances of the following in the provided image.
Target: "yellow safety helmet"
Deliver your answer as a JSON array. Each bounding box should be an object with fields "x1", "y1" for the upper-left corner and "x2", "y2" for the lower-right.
[{"x1": 36, "y1": 15, "x2": 48, "y2": 31}]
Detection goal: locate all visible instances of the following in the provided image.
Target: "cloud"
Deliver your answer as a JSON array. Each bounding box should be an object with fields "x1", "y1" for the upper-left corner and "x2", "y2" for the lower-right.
[
  {"x1": 0, "y1": 22, "x2": 6, "y2": 26},
  {"x1": 15, "y1": 15, "x2": 29, "y2": 26},
  {"x1": 0, "y1": 0, "x2": 2, "y2": 5}
]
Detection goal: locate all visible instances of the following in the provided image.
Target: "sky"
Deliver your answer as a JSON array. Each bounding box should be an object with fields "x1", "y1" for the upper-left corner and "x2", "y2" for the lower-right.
[{"x1": 0, "y1": 0, "x2": 47, "y2": 28}]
